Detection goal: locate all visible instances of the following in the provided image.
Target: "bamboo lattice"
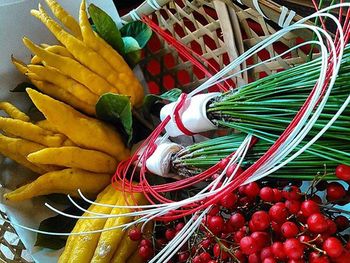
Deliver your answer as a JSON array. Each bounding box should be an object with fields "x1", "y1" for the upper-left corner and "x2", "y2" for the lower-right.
[{"x1": 123, "y1": 0, "x2": 313, "y2": 93}]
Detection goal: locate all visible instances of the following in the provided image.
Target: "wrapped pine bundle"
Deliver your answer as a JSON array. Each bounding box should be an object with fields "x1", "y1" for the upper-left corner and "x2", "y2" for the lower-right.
[{"x1": 154, "y1": 46, "x2": 350, "y2": 180}]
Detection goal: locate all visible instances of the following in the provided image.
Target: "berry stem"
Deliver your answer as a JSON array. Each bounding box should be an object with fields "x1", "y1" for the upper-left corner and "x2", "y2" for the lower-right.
[
  {"x1": 301, "y1": 241, "x2": 326, "y2": 255},
  {"x1": 320, "y1": 205, "x2": 350, "y2": 215}
]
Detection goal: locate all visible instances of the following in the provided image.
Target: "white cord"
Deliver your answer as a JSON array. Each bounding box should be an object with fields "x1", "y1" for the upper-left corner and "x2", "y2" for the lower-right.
[
  {"x1": 278, "y1": 6, "x2": 296, "y2": 27},
  {"x1": 129, "y1": 9, "x2": 141, "y2": 21},
  {"x1": 253, "y1": 0, "x2": 268, "y2": 19},
  {"x1": 147, "y1": 0, "x2": 161, "y2": 11}
]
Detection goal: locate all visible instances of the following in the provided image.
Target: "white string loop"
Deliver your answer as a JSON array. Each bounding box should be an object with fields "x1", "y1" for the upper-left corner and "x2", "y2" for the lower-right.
[
  {"x1": 278, "y1": 6, "x2": 296, "y2": 27},
  {"x1": 147, "y1": 0, "x2": 161, "y2": 11},
  {"x1": 253, "y1": 0, "x2": 268, "y2": 19},
  {"x1": 129, "y1": 9, "x2": 141, "y2": 21}
]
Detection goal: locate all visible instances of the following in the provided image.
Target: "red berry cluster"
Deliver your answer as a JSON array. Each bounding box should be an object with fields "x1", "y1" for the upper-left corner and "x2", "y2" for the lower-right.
[
  {"x1": 128, "y1": 228, "x2": 154, "y2": 260},
  {"x1": 130, "y1": 173, "x2": 350, "y2": 262},
  {"x1": 191, "y1": 181, "x2": 350, "y2": 263}
]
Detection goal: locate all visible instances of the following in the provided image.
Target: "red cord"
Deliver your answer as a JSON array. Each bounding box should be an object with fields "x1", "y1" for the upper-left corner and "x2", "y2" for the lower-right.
[
  {"x1": 112, "y1": 5, "x2": 350, "y2": 220},
  {"x1": 141, "y1": 16, "x2": 230, "y2": 92}
]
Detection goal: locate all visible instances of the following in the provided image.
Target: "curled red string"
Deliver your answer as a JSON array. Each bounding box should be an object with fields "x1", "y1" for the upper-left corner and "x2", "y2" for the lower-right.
[
  {"x1": 173, "y1": 93, "x2": 194, "y2": 136},
  {"x1": 111, "y1": 6, "x2": 350, "y2": 220}
]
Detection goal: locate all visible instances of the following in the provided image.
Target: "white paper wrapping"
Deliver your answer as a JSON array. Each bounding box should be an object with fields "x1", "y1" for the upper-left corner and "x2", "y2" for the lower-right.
[{"x1": 160, "y1": 93, "x2": 220, "y2": 137}]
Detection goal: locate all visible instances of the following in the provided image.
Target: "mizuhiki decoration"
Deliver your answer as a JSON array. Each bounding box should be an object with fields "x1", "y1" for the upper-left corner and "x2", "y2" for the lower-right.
[{"x1": 1, "y1": 1, "x2": 350, "y2": 263}]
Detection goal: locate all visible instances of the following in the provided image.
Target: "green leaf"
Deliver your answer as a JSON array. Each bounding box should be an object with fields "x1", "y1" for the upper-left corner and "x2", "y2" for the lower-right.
[
  {"x1": 123, "y1": 36, "x2": 140, "y2": 53},
  {"x1": 122, "y1": 36, "x2": 142, "y2": 67},
  {"x1": 120, "y1": 21, "x2": 152, "y2": 48},
  {"x1": 11, "y1": 82, "x2": 37, "y2": 92},
  {"x1": 96, "y1": 93, "x2": 133, "y2": 145},
  {"x1": 143, "y1": 88, "x2": 182, "y2": 118},
  {"x1": 125, "y1": 50, "x2": 142, "y2": 68},
  {"x1": 88, "y1": 4, "x2": 124, "y2": 53},
  {"x1": 35, "y1": 206, "x2": 80, "y2": 250}
]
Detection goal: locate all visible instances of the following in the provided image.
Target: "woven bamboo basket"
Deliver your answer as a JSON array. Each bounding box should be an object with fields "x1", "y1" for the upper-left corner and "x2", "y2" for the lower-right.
[
  {"x1": 122, "y1": 0, "x2": 313, "y2": 93},
  {"x1": 0, "y1": 0, "x2": 315, "y2": 262}
]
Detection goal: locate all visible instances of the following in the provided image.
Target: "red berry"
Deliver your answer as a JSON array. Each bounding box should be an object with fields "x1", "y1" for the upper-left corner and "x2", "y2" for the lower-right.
[
  {"x1": 220, "y1": 192, "x2": 238, "y2": 209},
  {"x1": 307, "y1": 213, "x2": 328, "y2": 233},
  {"x1": 208, "y1": 206, "x2": 220, "y2": 216},
  {"x1": 128, "y1": 228, "x2": 142, "y2": 241},
  {"x1": 251, "y1": 211, "x2": 270, "y2": 231},
  {"x1": 165, "y1": 228, "x2": 176, "y2": 241},
  {"x1": 219, "y1": 158, "x2": 230, "y2": 169},
  {"x1": 271, "y1": 242, "x2": 286, "y2": 260},
  {"x1": 251, "y1": 231, "x2": 269, "y2": 249},
  {"x1": 263, "y1": 258, "x2": 276, "y2": 263},
  {"x1": 298, "y1": 235, "x2": 311, "y2": 243},
  {"x1": 213, "y1": 243, "x2": 229, "y2": 260},
  {"x1": 281, "y1": 221, "x2": 299, "y2": 238},
  {"x1": 309, "y1": 252, "x2": 330, "y2": 263},
  {"x1": 244, "y1": 182, "x2": 261, "y2": 198},
  {"x1": 192, "y1": 255, "x2": 202, "y2": 263},
  {"x1": 269, "y1": 203, "x2": 289, "y2": 223},
  {"x1": 285, "y1": 200, "x2": 301, "y2": 214},
  {"x1": 260, "y1": 187, "x2": 275, "y2": 202},
  {"x1": 271, "y1": 221, "x2": 282, "y2": 234},
  {"x1": 335, "y1": 215, "x2": 350, "y2": 231},
  {"x1": 260, "y1": 247, "x2": 273, "y2": 260},
  {"x1": 301, "y1": 200, "x2": 320, "y2": 217},
  {"x1": 226, "y1": 164, "x2": 244, "y2": 177},
  {"x1": 239, "y1": 185, "x2": 247, "y2": 194},
  {"x1": 288, "y1": 260, "x2": 304, "y2": 263},
  {"x1": 155, "y1": 238, "x2": 167, "y2": 249},
  {"x1": 249, "y1": 220, "x2": 259, "y2": 232},
  {"x1": 138, "y1": 245, "x2": 153, "y2": 259},
  {"x1": 283, "y1": 238, "x2": 304, "y2": 260},
  {"x1": 239, "y1": 196, "x2": 252, "y2": 206},
  {"x1": 248, "y1": 253, "x2": 260, "y2": 263},
  {"x1": 178, "y1": 251, "x2": 190, "y2": 262},
  {"x1": 335, "y1": 164, "x2": 350, "y2": 181},
  {"x1": 234, "y1": 230, "x2": 246, "y2": 244},
  {"x1": 323, "y1": 237, "x2": 344, "y2": 258},
  {"x1": 315, "y1": 232, "x2": 331, "y2": 246},
  {"x1": 229, "y1": 213, "x2": 246, "y2": 230},
  {"x1": 326, "y1": 219, "x2": 337, "y2": 235},
  {"x1": 223, "y1": 221, "x2": 234, "y2": 234},
  {"x1": 200, "y1": 238, "x2": 212, "y2": 249},
  {"x1": 332, "y1": 250, "x2": 350, "y2": 263},
  {"x1": 175, "y1": 222, "x2": 185, "y2": 231},
  {"x1": 207, "y1": 215, "x2": 224, "y2": 235},
  {"x1": 199, "y1": 252, "x2": 212, "y2": 262},
  {"x1": 326, "y1": 182, "x2": 346, "y2": 202},
  {"x1": 283, "y1": 186, "x2": 302, "y2": 200},
  {"x1": 310, "y1": 195, "x2": 322, "y2": 204},
  {"x1": 240, "y1": 236, "x2": 259, "y2": 255},
  {"x1": 140, "y1": 239, "x2": 152, "y2": 247},
  {"x1": 273, "y1": 189, "x2": 283, "y2": 202},
  {"x1": 234, "y1": 249, "x2": 246, "y2": 262}
]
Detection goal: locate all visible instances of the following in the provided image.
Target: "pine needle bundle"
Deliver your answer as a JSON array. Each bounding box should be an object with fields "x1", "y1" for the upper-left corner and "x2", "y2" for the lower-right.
[
  {"x1": 171, "y1": 46, "x2": 350, "y2": 180},
  {"x1": 172, "y1": 134, "x2": 348, "y2": 180}
]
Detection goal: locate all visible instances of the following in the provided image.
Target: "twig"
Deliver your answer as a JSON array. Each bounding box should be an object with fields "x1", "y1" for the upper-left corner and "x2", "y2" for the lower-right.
[{"x1": 132, "y1": 109, "x2": 154, "y2": 130}]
